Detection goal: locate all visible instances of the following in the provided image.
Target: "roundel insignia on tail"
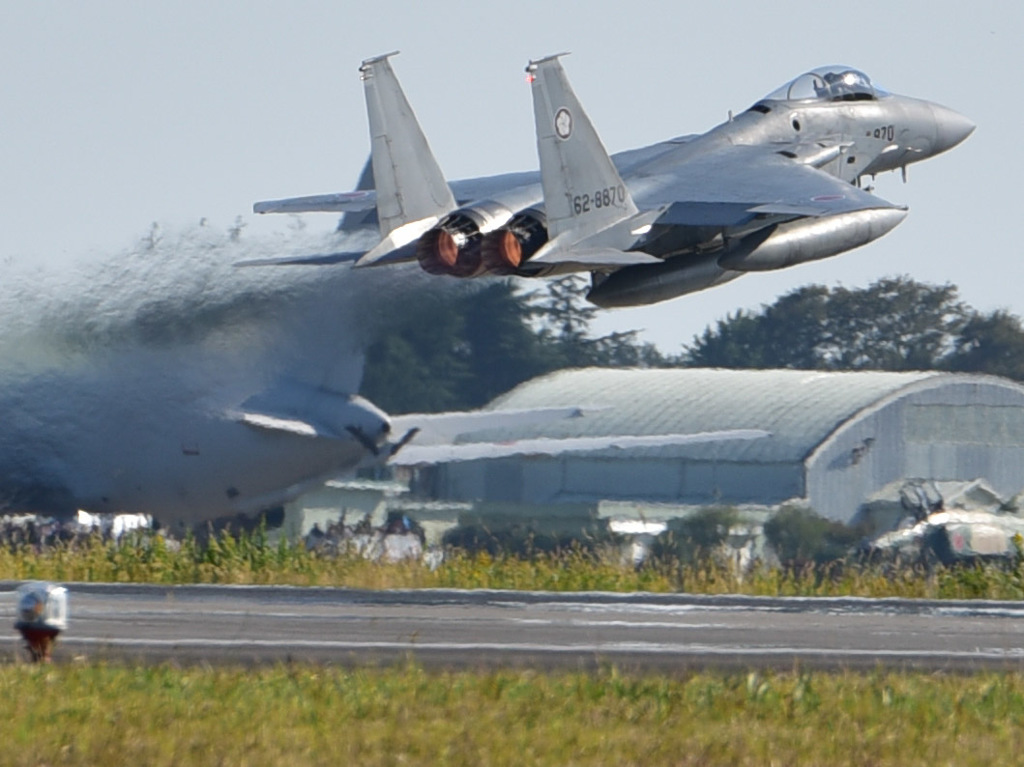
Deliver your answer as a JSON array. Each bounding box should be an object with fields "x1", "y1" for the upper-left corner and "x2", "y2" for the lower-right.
[{"x1": 554, "y1": 108, "x2": 573, "y2": 139}]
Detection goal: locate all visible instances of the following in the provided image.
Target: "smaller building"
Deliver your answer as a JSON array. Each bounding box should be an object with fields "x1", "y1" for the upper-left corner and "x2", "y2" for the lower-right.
[{"x1": 280, "y1": 478, "x2": 469, "y2": 546}]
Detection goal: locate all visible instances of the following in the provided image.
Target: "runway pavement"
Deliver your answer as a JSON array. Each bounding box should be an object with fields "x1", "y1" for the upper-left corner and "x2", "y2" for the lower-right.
[{"x1": 3, "y1": 582, "x2": 1024, "y2": 671}]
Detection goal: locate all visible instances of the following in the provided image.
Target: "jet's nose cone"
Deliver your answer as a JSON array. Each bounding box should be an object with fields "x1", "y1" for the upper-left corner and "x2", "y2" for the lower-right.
[{"x1": 931, "y1": 104, "x2": 975, "y2": 154}]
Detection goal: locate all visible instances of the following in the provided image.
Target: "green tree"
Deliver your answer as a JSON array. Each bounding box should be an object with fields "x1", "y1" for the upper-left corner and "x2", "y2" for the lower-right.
[
  {"x1": 526, "y1": 275, "x2": 602, "y2": 368},
  {"x1": 362, "y1": 274, "x2": 1024, "y2": 415},
  {"x1": 821, "y1": 278, "x2": 964, "y2": 370},
  {"x1": 684, "y1": 276, "x2": 969, "y2": 372},
  {"x1": 360, "y1": 276, "x2": 669, "y2": 413},
  {"x1": 358, "y1": 291, "x2": 472, "y2": 413},
  {"x1": 945, "y1": 309, "x2": 1024, "y2": 381},
  {"x1": 526, "y1": 275, "x2": 672, "y2": 368},
  {"x1": 653, "y1": 507, "x2": 738, "y2": 565},
  {"x1": 764, "y1": 506, "x2": 861, "y2": 568},
  {"x1": 458, "y1": 281, "x2": 557, "y2": 407},
  {"x1": 686, "y1": 286, "x2": 829, "y2": 368}
]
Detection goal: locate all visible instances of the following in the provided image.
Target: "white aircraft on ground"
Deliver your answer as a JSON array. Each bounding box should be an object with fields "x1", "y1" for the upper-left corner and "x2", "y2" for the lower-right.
[{"x1": 0, "y1": 224, "x2": 763, "y2": 531}]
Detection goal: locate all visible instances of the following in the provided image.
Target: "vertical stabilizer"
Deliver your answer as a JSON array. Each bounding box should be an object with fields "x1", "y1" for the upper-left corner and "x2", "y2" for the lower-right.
[
  {"x1": 360, "y1": 52, "x2": 455, "y2": 240},
  {"x1": 527, "y1": 54, "x2": 638, "y2": 243}
]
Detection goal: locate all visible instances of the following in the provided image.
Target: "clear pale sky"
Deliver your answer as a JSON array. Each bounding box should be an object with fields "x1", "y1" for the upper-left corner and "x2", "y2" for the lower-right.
[{"x1": 1, "y1": 1, "x2": 1017, "y2": 352}]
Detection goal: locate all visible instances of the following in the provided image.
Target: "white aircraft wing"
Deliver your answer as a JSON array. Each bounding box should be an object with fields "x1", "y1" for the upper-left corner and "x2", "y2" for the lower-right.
[
  {"x1": 391, "y1": 429, "x2": 771, "y2": 466},
  {"x1": 389, "y1": 406, "x2": 597, "y2": 445}
]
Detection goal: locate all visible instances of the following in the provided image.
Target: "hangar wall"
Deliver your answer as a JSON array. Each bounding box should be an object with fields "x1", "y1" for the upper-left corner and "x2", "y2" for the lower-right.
[
  {"x1": 438, "y1": 457, "x2": 805, "y2": 508},
  {"x1": 807, "y1": 379, "x2": 1024, "y2": 521},
  {"x1": 420, "y1": 370, "x2": 1024, "y2": 526}
]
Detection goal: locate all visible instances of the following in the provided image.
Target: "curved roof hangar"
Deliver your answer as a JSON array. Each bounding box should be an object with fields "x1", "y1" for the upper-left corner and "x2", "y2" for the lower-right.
[{"x1": 480, "y1": 368, "x2": 1022, "y2": 463}]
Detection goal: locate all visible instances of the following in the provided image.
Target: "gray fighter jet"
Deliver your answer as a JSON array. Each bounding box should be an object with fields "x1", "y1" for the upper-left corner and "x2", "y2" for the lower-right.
[{"x1": 253, "y1": 54, "x2": 973, "y2": 307}]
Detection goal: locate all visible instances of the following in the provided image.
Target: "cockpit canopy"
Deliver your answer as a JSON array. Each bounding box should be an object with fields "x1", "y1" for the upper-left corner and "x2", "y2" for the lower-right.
[{"x1": 762, "y1": 66, "x2": 887, "y2": 103}]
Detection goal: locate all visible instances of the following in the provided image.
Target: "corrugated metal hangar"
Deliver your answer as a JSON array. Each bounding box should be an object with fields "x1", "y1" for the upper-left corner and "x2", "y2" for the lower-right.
[{"x1": 413, "y1": 368, "x2": 1024, "y2": 527}]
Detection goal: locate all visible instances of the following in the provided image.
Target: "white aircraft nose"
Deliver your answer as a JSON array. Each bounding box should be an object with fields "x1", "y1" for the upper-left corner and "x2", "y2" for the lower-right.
[{"x1": 931, "y1": 103, "x2": 975, "y2": 154}]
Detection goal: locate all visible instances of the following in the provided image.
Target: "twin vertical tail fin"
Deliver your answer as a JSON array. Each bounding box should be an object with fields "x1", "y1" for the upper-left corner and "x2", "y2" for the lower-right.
[
  {"x1": 253, "y1": 53, "x2": 649, "y2": 273},
  {"x1": 337, "y1": 156, "x2": 376, "y2": 232},
  {"x1": 247, "y1": 52, "x2": 456, "y2": 269},
  {"x1": 357, "y1": 52, "x2": 455, "y2": 261},
  {"x1": 527, "y1": 54, "x2": 639, "y2": 245}
]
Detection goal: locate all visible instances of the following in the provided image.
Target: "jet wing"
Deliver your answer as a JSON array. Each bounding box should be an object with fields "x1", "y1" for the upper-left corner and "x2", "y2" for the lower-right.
[
  {"x1": 234, "y1": 251, "x2": 367, "y2": 267},
  {"x1": 237, "y1": 399, "x2": 604, "y2": 454},
  {"x1": 639, "y1": 144, "x2": 903, "y2": 222},
  {"x1": 252, "y1": 146, "x2": 885, "y2": 223},
  {"x1": 253, "y1": 176, "x2": 540, "y2": 218},
  {"x1": 253, "y1": 191, "x2": 378, "y2": 214},
  {"x1": 389, "y1": 406, "x2": 598, "y2": 446},
  {"x1": 391, "y1": 429, "x2": 770, "y2": 466}
]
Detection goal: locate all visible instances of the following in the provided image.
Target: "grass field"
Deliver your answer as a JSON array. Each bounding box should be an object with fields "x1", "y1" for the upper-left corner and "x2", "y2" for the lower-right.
[
  {"x1": 4, "y1": 530, "x2": 1024, "y2": 600},
  {"x1": 5, "y1": 534, "x2": 1024, "y2": 764},
  {"x1": 1, "y1": 663, "x2": 1023, "y2": 766}
]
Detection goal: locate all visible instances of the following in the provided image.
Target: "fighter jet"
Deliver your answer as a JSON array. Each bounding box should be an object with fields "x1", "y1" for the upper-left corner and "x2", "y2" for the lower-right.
[{"x1": 252, "y1": 54, "x2": 974, "y2": 308}]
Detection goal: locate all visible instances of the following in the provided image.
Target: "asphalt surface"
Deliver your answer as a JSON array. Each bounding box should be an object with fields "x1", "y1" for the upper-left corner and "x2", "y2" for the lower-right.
[{"x1": 3, "y1": 582, "x2": 1024, "y2": 671}]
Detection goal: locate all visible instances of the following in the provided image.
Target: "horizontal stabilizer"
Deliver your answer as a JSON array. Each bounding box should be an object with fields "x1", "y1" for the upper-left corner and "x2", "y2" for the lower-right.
[
  {"x1": 352, "y1": 240, "x2": 419, "y2": 268},
  {"x1": 253, "y1": 191, "x2": 377, "y2": 215},
  {"x1": 354, "y1": 220, "x2": 435, "y2": 267},
  {"x1": 234, "y1": 251, "x2": 365, "y2": 267},
  {"x1": 392, "y1": 429, "x2": 771, "y2": 466}
]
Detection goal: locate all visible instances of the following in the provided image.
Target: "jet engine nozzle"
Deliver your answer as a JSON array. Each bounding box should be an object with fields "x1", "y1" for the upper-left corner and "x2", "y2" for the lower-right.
[
  {"x1": 416, "y1": 201, "x2": 522, "y2": 277},
  {"x1": 480, "y1": 209, "x2": 548, "y2": 274},
  {"x1": 480, "y1": 230, "x2": 522, "y2": 274},
  {"x1": 417, "y1": 223, "x2": 482, "y2": 277}
]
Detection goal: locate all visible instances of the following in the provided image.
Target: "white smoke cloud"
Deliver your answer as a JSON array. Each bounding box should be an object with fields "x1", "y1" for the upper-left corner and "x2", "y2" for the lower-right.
[
  {"x1": 0, "y1": 220, "x2": 453, "y2": 390},
  {"x1": 0, "y1": 220, "x2": 481, "y2": 514}
]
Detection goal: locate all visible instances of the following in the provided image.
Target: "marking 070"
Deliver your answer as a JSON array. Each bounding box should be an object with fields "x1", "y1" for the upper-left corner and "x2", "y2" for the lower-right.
[{"x1": 572, "y1": 185, "x2": 627, "y2": 215}]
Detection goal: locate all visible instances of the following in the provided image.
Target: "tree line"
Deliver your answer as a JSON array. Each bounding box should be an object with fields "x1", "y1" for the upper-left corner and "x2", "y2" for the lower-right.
[
  {"x1": 360, "y1": 275, "x2": 1024, "y2": 413},
  {"x1": 685, "y1": 276, "x2": 1024, "y2": 380}
]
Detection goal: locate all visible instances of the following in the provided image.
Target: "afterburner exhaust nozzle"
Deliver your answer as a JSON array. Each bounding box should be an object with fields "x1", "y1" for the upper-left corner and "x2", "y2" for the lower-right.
[
  {"x1": 480, "y1": 230, "x2": 523, "y2": 274},
  {"x1": 416, "y1": 206, "x2": 549, "y2": 278},
  {"x1": 417, "y1": 228, "x2": 482, "y2": 277}
]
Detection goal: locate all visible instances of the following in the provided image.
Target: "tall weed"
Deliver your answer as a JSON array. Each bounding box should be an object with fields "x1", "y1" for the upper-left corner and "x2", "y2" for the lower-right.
[{"x1": 4, "y1": 528, "x2": 1024, "y2": 599}]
